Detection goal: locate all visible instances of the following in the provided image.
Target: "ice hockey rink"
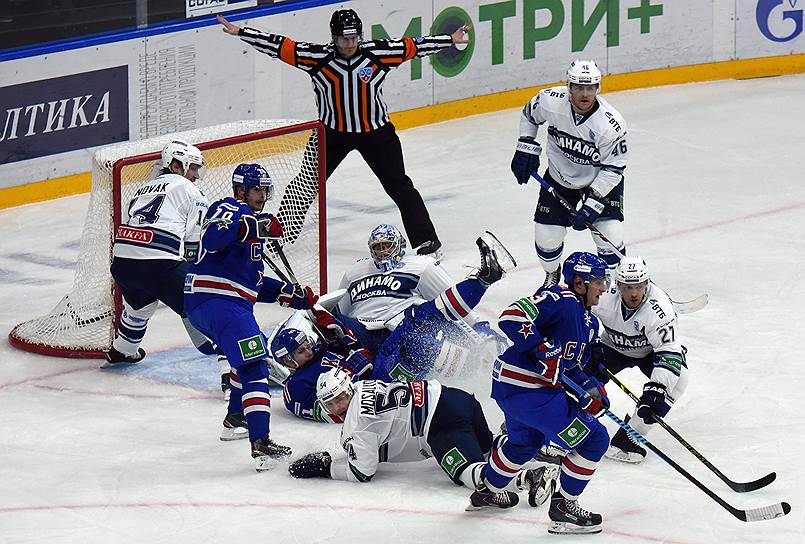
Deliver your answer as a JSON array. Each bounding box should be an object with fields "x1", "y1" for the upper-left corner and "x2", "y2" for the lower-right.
[{"x1": 1, "y1": 73, "x2": 804, "y2": 543}]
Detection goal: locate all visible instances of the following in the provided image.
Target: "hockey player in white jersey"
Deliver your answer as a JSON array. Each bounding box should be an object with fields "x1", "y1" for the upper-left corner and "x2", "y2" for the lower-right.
[
  {"x1": 104, "y1": 140, "x2": 210, "y2": 367},
  {"x1": 511, "y1": 60, "x2": 629, "y2": 285},
  {"x1": 335, "y1": 223, "x2": 500, "y2": 354},
  {"x1": 589, "y1": 257, "x2": 689, "y2": 463},
  {"x1": 287, "y1": 367, "x2": 553, "y2": 505}
]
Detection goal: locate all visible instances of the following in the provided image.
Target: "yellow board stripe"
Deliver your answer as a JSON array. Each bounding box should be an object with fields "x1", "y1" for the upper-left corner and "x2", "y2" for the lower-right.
[{"x1": 2, "y1": 53, "x2": 803, "y2": 210}]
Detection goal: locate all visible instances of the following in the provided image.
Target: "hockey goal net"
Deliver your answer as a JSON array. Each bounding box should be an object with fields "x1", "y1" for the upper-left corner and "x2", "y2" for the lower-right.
[{"x1": 9, "y1": 119, "x2": 326, "y2": 358}]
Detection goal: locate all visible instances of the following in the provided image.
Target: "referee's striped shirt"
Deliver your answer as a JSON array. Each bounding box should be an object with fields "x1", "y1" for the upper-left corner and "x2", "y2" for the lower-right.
[{"x1": 239, "y1": 28, "x2": 454, "y2": 133}]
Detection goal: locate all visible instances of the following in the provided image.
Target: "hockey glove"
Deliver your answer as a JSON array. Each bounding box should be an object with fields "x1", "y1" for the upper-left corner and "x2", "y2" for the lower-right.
[
  {"x1": 256, "y1": 213, "x2": 283, "y2": 240},
  {"x1": 239, "y1": 213, "x2": 283, "y2": 241},
  {"x1": 288, "y1": 451, "x2": 332, "y2": 479},
  {"x1": 531, "y1": 341, "x2": 563, "y2": 385},
  {"x1": 510, "y1": 137, "x2": 542, "y2": 185},
  {"x1": 278, "y1": 283, "x2": 319, "y2": 309},
  {"x1": 310, "y1": 307, "x2": 349, "y2": 340},
  {"x1": 571, "y1": 195, "x2": 605, "y2": 231},
  {"x1": 636, "y1": 381, "x2": 668, "y2": 424},
  {"x1": 341, "y1": 349, "x2": 374, "y2": 379},
  {"x1": 579, "y1": 375, "x2": 610, "y2": 418}
]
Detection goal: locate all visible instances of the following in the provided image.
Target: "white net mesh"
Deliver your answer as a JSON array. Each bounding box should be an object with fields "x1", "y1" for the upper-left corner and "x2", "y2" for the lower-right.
[{"x1": 10, "y1": 120, "x2": 324, "y2": 357}]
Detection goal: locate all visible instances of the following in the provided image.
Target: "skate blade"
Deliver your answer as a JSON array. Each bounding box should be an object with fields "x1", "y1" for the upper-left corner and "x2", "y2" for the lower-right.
[
  {"x1": 548, "y1": 521, "x2": 602, "y2": 535},
  {"x1": 220, "y1": 426, "x2": 249, "y2": 441},
  {"x1": 254, "y1": 455, "x2": 280, "y2": 472},
  {"x1": 605, "y1": 446, "x2": 645, "y2": 464},
  {"x1": 481, "y1": 231, "x2": 517, "y2": 271},
  {"x1": 99, "y1": 359, "x2": 142, "y2": 370}
]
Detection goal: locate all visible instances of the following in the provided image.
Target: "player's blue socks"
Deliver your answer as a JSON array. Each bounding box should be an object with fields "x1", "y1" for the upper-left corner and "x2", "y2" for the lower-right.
[
  {"x1": 597, "y1": 243, "x2": 625, "y2": 271},
  {"x1": 237, "y1": 361, "x2": 272, "y2": 442},
  {"x1": 433, "y1": 278, "x2": 485, "y2": 321}
]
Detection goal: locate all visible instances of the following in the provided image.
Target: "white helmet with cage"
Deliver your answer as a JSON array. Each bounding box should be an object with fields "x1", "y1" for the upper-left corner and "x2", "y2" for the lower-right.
[
  {"x1": 567, "y1": 59, "x2": 602, "y2": 86},
  {"x1": 161, "y1": 139, "x2": 205, "y2": 175}
]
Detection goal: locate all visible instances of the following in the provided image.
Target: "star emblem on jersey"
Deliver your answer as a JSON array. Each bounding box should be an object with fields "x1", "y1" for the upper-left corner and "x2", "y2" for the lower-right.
[
  {"x1": 519, "y1": 323, "x2": 534, "y2": 339},
  {"x1": 584, "y1": 312, "x2": 592, "y2": 327}
]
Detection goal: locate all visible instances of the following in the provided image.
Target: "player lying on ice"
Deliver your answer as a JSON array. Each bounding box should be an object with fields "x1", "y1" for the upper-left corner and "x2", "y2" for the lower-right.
[
  {"x1": 286, "y1": 365, "x2": 555, "y2": 505},
  {"x1": 333, "y1": 223, "x2": 505, "y2": 354},
  {"x1": 270, "y1": 233, "x2": 515, "y2": 422}
]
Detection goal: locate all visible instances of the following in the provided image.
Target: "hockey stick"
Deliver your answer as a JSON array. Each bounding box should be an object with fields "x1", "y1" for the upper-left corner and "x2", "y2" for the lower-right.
[
  {"x1": 605, "y1": 370, "x2": 776, "y2": 493},
  {"x1": 529, "y1": 171, "x2": 708, "y2": 315},
  {"x1": 561, "y1": 374, "x2": 790, "y2": 522}
]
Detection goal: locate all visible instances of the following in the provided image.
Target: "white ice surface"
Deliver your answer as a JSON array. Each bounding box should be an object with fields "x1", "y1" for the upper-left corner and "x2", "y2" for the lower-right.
[{"x1": 1, "y1": 74, "x2": 804, "y2": 543}]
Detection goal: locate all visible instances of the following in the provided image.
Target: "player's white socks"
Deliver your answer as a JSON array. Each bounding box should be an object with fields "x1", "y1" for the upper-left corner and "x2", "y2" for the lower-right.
[{"x1": 112, "y1": 300, "x2": 158, "y2": 356}]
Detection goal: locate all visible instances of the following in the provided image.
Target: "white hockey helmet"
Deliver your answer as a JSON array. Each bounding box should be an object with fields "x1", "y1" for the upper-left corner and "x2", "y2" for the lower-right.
[
  {"x1": 615, "y1": 256, "x2": 650, "y2": 285},
  {"x1": 316, "y1": 367, "x2": 355, "y2": 415},
  {"x1": 567, "y1": 60, "x2": 602, "y2": 86},
  {"x1": 161, "y1": 139, "x2": 205, "y2": 175}
]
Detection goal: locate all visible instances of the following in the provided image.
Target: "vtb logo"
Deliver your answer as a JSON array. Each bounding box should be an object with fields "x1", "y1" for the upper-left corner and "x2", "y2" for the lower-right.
[{"x1": 756, "y1": 0, "x2": 803, "y2": 42}]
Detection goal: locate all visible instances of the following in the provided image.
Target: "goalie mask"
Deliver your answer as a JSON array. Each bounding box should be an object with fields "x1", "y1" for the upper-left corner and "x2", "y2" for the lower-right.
[
  {"x1": 271, "y1": 327, "x2": 313, "y2": 370},
  {"x1": 161, "y1": 140, "x2": 204, "y2": 178},
  {"x1": 615, "y1": 256, "x2": 650, "y2": 309},
  {"x1": 316, "y1": 367, "x2": 355, "y2": 416},
  {"x1": 368, "y1": 223, "x2": 407, "y2": 272}
]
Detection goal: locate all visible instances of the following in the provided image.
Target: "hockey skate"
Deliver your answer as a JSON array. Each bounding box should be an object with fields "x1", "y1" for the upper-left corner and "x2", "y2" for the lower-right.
[
  {"x1": 606, "y1": 425, "x2": 646, "y2": 464},
  {"x1": 473, "y1": 231, "x2": 517, "y2": 286},
  {"x1": 518, "y1": 465, "x2": 559, "y2": 507},
  {"x1": 466, "y1": 482, "x2": 520, "y2": 511},
  {"x1": 252, "y1": 437, "x2": 292, "y2": 471},
  {"x1": 543, "y1": 268, "x2": 561, "y2": 287},
  {"x1": 220, "y1": 373, "x2": 231, "y2": 402},
  {"x1": 100, "y1": 347, "x2": 146, "y2": 369},
  {"x1": 416, "y1": 240, "x2": 443, "y2": 264},
  {"x1": 547, "y1": 490, "x2": 603, "y2": 535},
  {"x1": 220, "y1": 412, "x2": 249, "y2": 441}
]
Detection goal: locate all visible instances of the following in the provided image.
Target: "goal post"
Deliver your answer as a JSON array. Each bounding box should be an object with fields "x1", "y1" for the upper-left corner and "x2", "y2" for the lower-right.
[{"x1": 9, "y1": 119, "x2": 327, "y2": 358}]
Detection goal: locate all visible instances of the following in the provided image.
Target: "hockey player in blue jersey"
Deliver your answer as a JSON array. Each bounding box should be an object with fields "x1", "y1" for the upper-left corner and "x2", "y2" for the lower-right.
[
  {"x1": 467, "y1": 251, "x2": 611, "y2": 535},
  {"x1": 271, "y1": 308, "x2": 374, "y2": 423},
  {"x1": 371, "y1": 233, "x2": 514, "y2": 383},
  {"x1": 184, "y1": 163, "x2": 319, "y2": 470}
]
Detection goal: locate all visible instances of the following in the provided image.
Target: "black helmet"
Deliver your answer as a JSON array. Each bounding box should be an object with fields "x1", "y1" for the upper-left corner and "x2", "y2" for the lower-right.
[{"x1": 330, "y1": 9, "x2": 363, "y2": 38}]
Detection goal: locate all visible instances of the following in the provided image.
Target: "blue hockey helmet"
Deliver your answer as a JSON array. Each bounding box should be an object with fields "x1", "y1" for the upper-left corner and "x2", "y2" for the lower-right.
[
  {"x1": 562, "y1": 251, "x2": 608, "y2": 287},
  {"x1": 271, "y1": 327, "x2": 311, "y2": 369},
  {"x1": 231, "y1": 163, "x2": 274, "y2": 200},
  {"x1": 368, "y1": 223, "x2": 407, "y2": 272}
]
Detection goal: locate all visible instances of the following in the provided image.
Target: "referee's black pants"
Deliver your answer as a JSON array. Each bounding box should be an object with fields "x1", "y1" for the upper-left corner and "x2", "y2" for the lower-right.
[
  {"x1": 278, "y1": 123, "x2": 440, "y2": 249},
  {"x1": 326, "y1": 123, "x2": 439, "y2": 249}
]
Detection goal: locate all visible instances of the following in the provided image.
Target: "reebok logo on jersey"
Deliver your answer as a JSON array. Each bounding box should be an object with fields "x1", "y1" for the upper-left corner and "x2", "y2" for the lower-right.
[
  {"x1": 238, "y1": 335, "x2": 266, "y2": 360},
  {"x1": 558, "y1": 418, "x2": 590, "y2": 448}
]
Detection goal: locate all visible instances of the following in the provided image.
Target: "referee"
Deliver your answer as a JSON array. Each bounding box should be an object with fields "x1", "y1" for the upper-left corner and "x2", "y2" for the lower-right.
[{"x1": 218, "y1": 10, "x2": 470, "y2": 259}]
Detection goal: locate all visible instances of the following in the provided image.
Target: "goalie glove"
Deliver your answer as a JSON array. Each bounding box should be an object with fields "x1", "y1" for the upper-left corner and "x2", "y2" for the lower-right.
[
  {"x1": 510, "y1": 137, "x2": 542, "y2": 185},
  {"x1": 239, "y1": 213, "x2": 283, "y2": 241},
  {"x1": 278, "y1": 282, "x2": 319, "y2": 309},
  {"x1": 636, "y1": 381, "x2": 668, "y2": 424},
  {"x1": 288, "y1": 451, "x2": 332, "y2": 479},
  {"x1": 571, "y1": 195, "x2": 605, "y2": 231}
]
